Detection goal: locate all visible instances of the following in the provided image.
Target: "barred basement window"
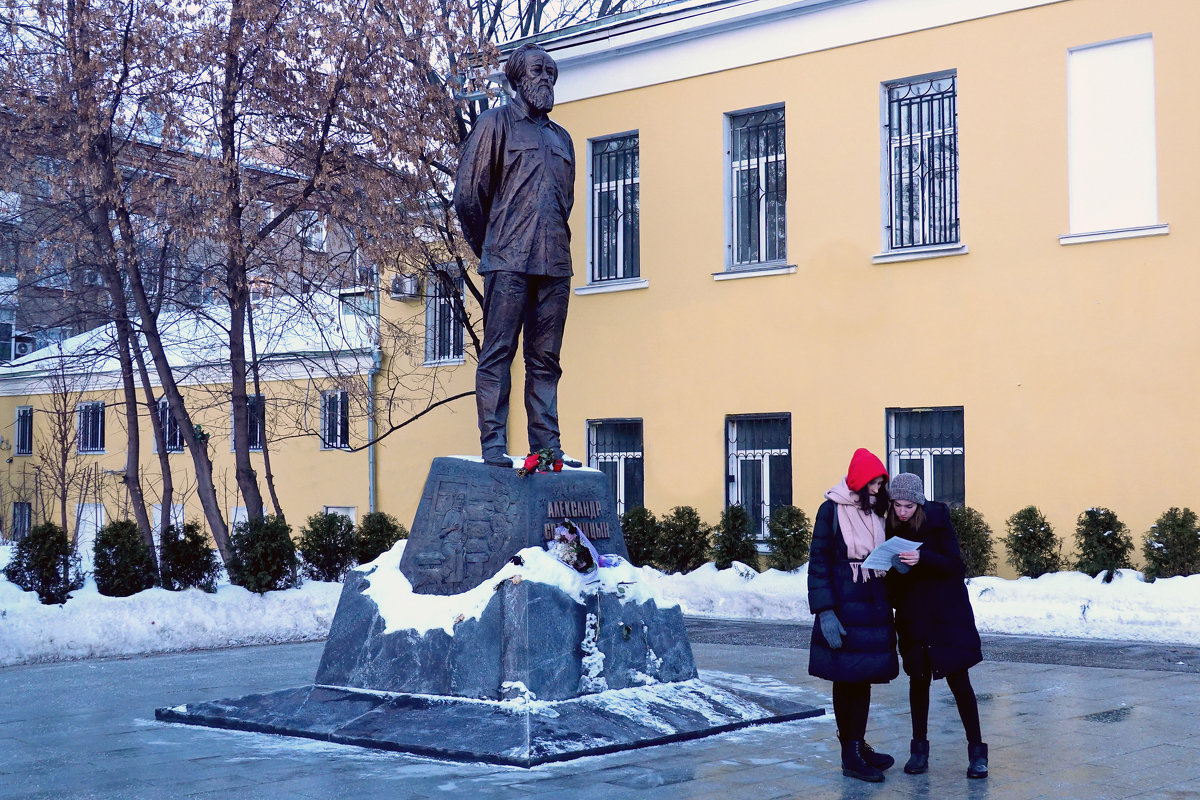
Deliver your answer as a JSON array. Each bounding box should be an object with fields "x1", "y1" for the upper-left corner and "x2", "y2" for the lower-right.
[
  {"x1": 728, "y1": 106, "x2": 786, "y2": 267},
  {"x1": 886, "y1": 406, "x2": 965, "y2": 506},
  {"x1": 76, "y1": 401, "x2": 105, "y2": 453},
  {"x1": 726, "y1": 413, "x2": 792, "y2": 542},
  {"x1": 587, "y1": 419, "x2": 644, "y2": 516},
  {"x1": 590, "y1": 133, "x2": 640, "y2": 283},
  {"x1": 885, "y1": 73, "x2": 959, "y2": 249},
  {"x1": 12, "y1": 501, "x2": 31, "y2": 540}
]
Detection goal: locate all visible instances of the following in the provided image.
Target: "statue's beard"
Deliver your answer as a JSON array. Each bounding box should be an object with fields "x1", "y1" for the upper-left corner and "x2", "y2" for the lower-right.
[{"x1": 520, "y1": 78, "x2": 555, "y2": 113}]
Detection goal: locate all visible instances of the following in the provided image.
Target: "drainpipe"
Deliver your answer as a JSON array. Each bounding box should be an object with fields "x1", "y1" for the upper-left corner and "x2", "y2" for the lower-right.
[
  {"x1": 367, "y1": 263, "x2": 382, "y2": 514},
  {"x1": 367, "y1": 345, "x2": 382, "y2": 514}
]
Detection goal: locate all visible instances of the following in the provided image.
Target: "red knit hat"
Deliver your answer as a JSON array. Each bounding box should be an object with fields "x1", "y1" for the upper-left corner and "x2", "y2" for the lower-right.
[{"x1": 846, "y1": 448, "x2": 888, "y2": 491}]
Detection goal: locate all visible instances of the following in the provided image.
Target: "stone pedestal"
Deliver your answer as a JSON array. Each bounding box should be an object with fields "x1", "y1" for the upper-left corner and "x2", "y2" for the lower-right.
[
  {"x1": 398, "y1": 457, "x2": 627, "y2": 595},
  {"x1": 155, "y1": 457, "x2": 823, "y2": 765}
]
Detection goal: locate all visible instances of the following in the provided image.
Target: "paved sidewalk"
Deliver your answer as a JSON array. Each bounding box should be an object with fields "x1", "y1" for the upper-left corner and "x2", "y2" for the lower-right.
[{"x1": 1, "y1": 621, "x2": 1199, "y2": 799}]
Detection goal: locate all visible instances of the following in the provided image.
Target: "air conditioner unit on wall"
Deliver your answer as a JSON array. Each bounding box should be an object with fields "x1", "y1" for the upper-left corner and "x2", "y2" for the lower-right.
[
  {"x1": 390, "y1": 273, "x2": 419, "y2": 300},
  {"x1": 13, "y1": 335, "x2": 35, "y2": 357}
]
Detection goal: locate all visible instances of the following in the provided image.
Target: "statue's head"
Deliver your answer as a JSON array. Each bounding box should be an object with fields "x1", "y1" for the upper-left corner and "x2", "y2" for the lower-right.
[{"x1": 505, "y1": 44, "x2": 558, "y2": 115}]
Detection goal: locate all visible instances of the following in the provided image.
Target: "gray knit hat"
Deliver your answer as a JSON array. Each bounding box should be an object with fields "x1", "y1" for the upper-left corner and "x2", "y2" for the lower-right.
[{"x1": 889, "y1": 473, "x2": 926, "y2": 505}]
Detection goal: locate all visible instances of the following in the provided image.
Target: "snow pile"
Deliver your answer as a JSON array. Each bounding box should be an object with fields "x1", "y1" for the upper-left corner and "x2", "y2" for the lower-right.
[
  {"x1": 967, "y1": 569, "x2": 1200, "y2": 643},
  {"x1": 0, "y1": 576, "x2": 341, "y2": 667},
  {"x1": 359, "y1": 543, "x2": 666, "y2": 636},
  {"x1": 646, "y1": 561, "x2": 813, "y2": 620},
  {"x1": 2, "y1": 540, "x2": 1199, "y2": 667}
]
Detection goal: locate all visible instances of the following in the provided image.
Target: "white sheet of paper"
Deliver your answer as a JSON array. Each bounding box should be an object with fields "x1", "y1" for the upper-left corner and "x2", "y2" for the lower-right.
[{"x1": 862, "y1": 536, "x2": 922, "y2": 570}]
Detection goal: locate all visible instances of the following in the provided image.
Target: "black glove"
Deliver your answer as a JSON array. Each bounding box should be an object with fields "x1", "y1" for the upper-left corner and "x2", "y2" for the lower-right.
[
  {"x1": 891, "y1": 554, "x2": 911, "y2": 574},
  {"x1": 818, "y1": 609, "x2": 847, "y2": 650}
]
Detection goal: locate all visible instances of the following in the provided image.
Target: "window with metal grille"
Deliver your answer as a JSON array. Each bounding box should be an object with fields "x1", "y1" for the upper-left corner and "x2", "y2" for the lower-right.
[
  {"x1": 12, "y1": 501, "x2": 31, "y2": 540},
  {"x1": 886, "y1": 73, "x2": 959, "y2": 249},
  {"x1": 424, "y1": 271, "x2": 465, "y2": 364},
  {"x1": 886, "y1": 406, "x2": 965, "y2": 506},
  {"x1": 247, "y1": 394, "x2": 264, "y2": 451},
  {"x1": 157, "y1": 399, "x2": 184, "y2": 452},
  {"x1": 726, "y1": 413, "x2": 792, "y2": 542},
  {"x1": 15, "y1": 406, "x2": 32, "y2": 456},
  {"x1": 321, "y1": 390, "x2": 350, "y2": 450},
  {"x1": 590, "y1": 133, "x2": 640, "y2": 283},
  {"x1": 729, "y1": 107, "x2": 786, "y2": 267},
  {"x1": 76, "y1": 401, "x2": 105, "y2": 453},
  {"x1": 587, "y1": 419, "x2": 644, "y2": 516},
  {"x1": 296, "y1": 209, "x2": 327, "y2": 251}
]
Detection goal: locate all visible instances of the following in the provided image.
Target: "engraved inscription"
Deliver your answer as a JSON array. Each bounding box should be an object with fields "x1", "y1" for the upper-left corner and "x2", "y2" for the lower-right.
[{"x1": 542, "y1": 498, "x2": 611, "y2": 541}]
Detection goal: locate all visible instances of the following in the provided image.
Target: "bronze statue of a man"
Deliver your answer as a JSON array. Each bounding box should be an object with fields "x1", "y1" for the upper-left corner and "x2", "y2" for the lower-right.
[{"x1": 454, "y1": 44, "x2": 578, "y2": 468}]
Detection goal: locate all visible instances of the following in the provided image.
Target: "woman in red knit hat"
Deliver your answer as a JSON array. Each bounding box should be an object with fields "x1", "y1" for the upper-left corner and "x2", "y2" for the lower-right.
[{"x1": 808, "y1": 448, "x2": 900, "y2": 782}]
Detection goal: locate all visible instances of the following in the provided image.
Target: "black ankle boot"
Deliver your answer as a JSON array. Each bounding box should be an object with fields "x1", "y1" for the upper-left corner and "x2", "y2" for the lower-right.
[
  {"x1": 861, "y1": 740, "x2": 895, "y2": 771},
  {"x1": 840, "y1": 739, "x2": 885, "y2": 783},
  {"x1": 967, "y1": 742, "x2": 988, "y2": 778},
  {"x1": 904, "y1": 739, "x2": 930, "y2": 774}
]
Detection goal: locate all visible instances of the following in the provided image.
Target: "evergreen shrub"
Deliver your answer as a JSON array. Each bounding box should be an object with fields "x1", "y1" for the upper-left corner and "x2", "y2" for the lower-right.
[
  {"x1": 619, "y1": 506, "x2": 659, "y2": 568},
  {"x1": 356, "y1": 512, "x2": 408, "y2": 565},
  {"x1": 766, "y1": 505, "x2": 810, "y2": 572},
  {"x1": 2, "y1": 521, "x2": 83, "y2": 604},
  {"x1": 228, "y1": 515, "x2": 298, "y2": 593},
  {"x1": 160, "y1": 521, "x2": 220, "y2": 592},
  {"x1": 711, "y1": 504, "x2": 758, "y2": 571},
  {"x1": 298, "y1": 512, "x2": 356, "y2": 581},
  {"x1": 1073, "y1": 507, "x2": 1134, "y2": 583},
  {"x1": 93, "y1": 520, "x2": 157, "y2": 597},
  {"x1": 950, "y1": 506, "x2": 996, "y2": 578},
  {"x1": 1143, "y1": 507, "x2": 1200, "y2": 581},
  {"x1": 1002, "y1": 505, "x2": 1061, "y2": 578},
  {"x1": 657, "y1": 506, "x2": 711, "y2": 575}
]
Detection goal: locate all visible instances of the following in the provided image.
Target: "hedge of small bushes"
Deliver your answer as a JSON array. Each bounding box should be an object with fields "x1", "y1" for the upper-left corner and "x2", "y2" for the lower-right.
[{"x1": 5, "y1": 498, "x2": 1198, "y2": 602}]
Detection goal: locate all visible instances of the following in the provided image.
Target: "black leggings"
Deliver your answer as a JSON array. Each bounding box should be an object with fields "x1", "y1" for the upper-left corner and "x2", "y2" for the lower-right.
[
  {"x1": 909, "y1": 669, "x2": 982, "y2": 744},
  {"x1": 832, "y1": 681, "x2": 872, "y2": 740}
]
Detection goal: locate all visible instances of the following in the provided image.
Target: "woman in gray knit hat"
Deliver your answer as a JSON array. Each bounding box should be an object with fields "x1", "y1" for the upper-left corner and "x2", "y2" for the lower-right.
[{"x1": 886, "y1": 472, "x2": 988, "y2": 779}]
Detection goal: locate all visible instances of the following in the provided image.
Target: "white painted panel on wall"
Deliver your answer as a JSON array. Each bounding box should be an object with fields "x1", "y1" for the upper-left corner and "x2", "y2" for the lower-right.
[{"x1": 1067, "y1": 35, "x2": 1158, "y2": 234}]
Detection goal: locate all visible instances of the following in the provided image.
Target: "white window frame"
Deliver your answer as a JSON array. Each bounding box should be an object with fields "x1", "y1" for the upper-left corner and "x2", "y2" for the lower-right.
[
  {"x1": 886, "y1": 406, "x2": 965, "y2": 505},
  {"x1": 424, "y1": 272, "x2": 465, "y2": 365},
  {"x1": 0, "y1": 191, "x2": 21, "y2": 225},
  {"x1": 242, "y1": 394, "x2": 264, "y2": 452},
  {"x1": 11, "y1": 501, "x2": 32, "y2": 540},
  {"x1": 157, "y1": 398, "x2": 184, "y2": 453},
  {"x1": 725, "y1": 414, "x2": 791, "y2": 545},
  {"x1": 724, "y1": 104, "x2": 787, "y2": 271},
  {"x1": 321, "y1": 390, "x2": 350, "y2": 450},
  {"x1": 15, "y1": 405, "x2": 32, "y2": 456},
  {"x1": 1062, "y1": 34, "x2": 1166, "y2": 244},
  {"x1": 586, "y1": 419, "x2": 644, "y2": 517},
  {"x1": 877, "y1": 70, "x2": 963, "y2": 260},
  {"x1": 323, "y1": 505, "x2": 356, "y2": 523},
  {"x1": 587, "y1": 131, "x2": 641, "y2": 286},
  {"x1": 76, "y1": 401, "x2": 105, "y2": 454},
  {"x1": 296, "y1": 209, "x2": 327, "y2": 252}
]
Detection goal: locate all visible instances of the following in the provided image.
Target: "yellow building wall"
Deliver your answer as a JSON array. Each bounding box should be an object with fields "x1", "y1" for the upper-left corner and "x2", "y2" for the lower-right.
[
  {"x1": 527, "y1": 0, "x2": 1200, "y2": 572},
  {"x1": 2, "y1": 0, "x2": 1194, "y2": 578},
  {"x1": 0, "y1": 377, "x2": 375, "y2": 543}
]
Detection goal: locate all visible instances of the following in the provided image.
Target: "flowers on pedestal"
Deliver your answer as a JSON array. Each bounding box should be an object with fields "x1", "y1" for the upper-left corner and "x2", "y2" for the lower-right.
[{"x1": 517, "y1": 447, "x2": 563, "y2": 477}]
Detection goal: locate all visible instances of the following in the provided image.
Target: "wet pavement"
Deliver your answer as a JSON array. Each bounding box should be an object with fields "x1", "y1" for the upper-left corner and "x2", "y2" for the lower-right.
[{"x1": 1, "y1": 617, "x2": 1198, "y2": 799}]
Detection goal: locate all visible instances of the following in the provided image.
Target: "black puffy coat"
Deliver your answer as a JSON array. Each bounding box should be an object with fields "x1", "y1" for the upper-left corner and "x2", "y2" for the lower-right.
[
  {"x1": 807, "y1": 499, "x2": 899, "y2": 684},
  {"x1": 886, "y1": 501, "x2": 983, "y2": 680}
]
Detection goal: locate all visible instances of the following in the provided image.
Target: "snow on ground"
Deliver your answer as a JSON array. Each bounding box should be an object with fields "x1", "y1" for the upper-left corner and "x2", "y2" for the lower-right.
[{"x1": 1, "y1": 542, "x2": 1197, "y2": 668}]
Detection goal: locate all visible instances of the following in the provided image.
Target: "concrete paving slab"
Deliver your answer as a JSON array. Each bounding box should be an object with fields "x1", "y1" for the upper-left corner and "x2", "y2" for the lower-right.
[{"x1": 2, "y1": 622, "x2": 1200, "y2": 799}]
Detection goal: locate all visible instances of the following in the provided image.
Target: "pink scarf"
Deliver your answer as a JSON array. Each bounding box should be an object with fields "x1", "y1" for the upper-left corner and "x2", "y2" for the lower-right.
[{"x1": 826, "y1": 478, "x2": 886, "y2": 582}]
